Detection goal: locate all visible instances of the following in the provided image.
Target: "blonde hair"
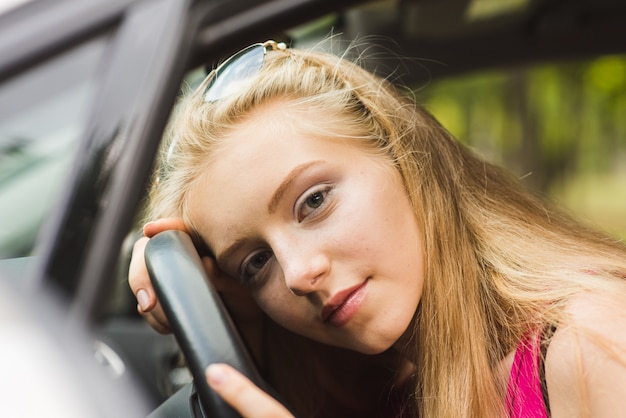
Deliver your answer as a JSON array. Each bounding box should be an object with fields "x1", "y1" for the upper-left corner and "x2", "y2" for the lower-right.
[{"x1": 147, "y1": 43, "x2": 626, "y2": 417}]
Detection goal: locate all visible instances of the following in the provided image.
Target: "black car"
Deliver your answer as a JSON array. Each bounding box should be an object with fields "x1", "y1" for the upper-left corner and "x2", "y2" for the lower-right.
[{"x1": 1, "y1": 0, "x2": 625, "y2": 416}]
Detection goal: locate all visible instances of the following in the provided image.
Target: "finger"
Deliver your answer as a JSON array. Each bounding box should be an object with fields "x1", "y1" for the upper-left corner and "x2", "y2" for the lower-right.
[
  {"x1": 138, "y1": 305, "x2": 171, "y2": 334},
  {"x1": 128, "y1": 237, "x2": 156, "y2": 311},
  {"x1": 128, "y1": 237, "x2": 171, "y2": 333},
  {"x1": 206, "y1": 364, "x2": 293, "y2": 418},
  {"x1": 143, "y1": 217, "x2": 187, "y2": 238}
]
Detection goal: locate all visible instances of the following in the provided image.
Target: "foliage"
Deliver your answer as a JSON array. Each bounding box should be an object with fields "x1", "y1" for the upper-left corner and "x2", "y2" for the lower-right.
[{"x1": 416, "y1": 56, "x2": 626, "y2": 239}]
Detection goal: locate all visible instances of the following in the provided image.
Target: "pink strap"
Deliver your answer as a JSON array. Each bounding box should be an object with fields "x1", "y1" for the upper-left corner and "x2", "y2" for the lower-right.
[{"x1": 505, "y1": 332, "x2": 549, "y2": 418}]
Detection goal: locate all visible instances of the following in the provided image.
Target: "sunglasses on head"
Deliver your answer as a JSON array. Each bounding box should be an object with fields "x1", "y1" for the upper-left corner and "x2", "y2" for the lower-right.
[
  {"x1": 197, "y1": 40, "x2": 287, "y2": 103},
  {"x1": 160, "y1": 40, "x2": 287, "y2": 170}
]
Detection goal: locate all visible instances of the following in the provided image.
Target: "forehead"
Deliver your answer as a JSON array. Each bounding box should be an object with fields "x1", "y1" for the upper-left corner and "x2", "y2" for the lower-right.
[
  {"x1": 201, "y1": 98, "x2": 371, "y2": 182},
  {"x1": 184, "y1": 102, "x2": 360, "y2": 235}
]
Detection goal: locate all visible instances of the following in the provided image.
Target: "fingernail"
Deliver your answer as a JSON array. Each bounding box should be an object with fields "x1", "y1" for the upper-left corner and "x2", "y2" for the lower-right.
[
  {"x1": 207, "y1": 364, "x2": 228, "y2": 387},
  {"x1": 137, "y1": 289, "x2": 150, "y2": 311}
]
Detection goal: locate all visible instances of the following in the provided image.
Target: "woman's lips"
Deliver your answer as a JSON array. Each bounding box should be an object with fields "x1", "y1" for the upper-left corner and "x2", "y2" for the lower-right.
[{"x1": 321, "y1": 280, "x2": 368, "y2": 327}]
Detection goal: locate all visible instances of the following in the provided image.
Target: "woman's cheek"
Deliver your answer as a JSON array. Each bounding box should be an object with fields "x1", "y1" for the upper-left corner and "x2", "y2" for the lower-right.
[
  {"x1": 253, "y1": 282, "x2": 293, "y2": 325},
  {"x1": 254, "y1": 290, "x2": 317, "y2": 344}
]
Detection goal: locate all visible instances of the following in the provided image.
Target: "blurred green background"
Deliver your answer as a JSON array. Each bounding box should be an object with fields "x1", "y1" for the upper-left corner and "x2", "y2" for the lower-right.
[{"x1": 417, "y1": 55, "x2": 626, "y2": 240}]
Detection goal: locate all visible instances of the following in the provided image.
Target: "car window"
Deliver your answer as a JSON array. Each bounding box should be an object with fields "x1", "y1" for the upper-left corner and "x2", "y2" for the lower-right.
[
  {"x1": 0, "y1": 35, "x2": 109, "y2": 259},
  {"x1": 418, "y1": 55, "x2": 626, "y2": 239}
]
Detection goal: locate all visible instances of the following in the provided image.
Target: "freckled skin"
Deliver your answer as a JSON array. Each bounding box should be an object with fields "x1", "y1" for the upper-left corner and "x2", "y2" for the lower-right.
[{"x1": 187, "y1": 103, "x2": 425, "y2": 354}]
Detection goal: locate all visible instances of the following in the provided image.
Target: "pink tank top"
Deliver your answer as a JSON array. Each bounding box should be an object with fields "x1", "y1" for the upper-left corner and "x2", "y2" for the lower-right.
[{"x1": 505, "y1": 331, "x2": 550, "y2": 417}]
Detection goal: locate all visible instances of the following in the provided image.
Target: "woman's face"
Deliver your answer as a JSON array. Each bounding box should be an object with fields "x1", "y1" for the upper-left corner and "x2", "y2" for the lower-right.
[{"x1": 187, "y1": 102, "x2": 424, "y2": 354}]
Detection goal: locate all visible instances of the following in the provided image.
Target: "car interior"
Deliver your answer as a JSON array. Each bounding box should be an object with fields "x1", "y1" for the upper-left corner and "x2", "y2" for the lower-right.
[{"x1": 1, "y1": 0, "x2": 625, "y2": 416}]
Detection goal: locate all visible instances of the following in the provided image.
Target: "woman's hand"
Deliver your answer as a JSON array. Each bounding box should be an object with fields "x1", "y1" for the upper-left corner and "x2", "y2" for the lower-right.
[
  {"x1": 128, "y1": 218, "x2": 265, "y2": 358},
  {"x1": 128, "y1": 218, "x2": 188, "y2": 333},
  {"x1": 206, "y1": 364, "x2": 293, "y2": 418}
]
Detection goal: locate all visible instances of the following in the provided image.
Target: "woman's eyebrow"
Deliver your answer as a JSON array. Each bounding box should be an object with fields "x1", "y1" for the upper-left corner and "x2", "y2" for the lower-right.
[
  {"x1": 217, "y1": 161, "x2": 324, "y2": 267},
  {"x1": 267, "y1": 160, "x2": 323, "y2": 214},
  {"x1": 215, "y1": 236, "x2": 247, "y2": 270}
]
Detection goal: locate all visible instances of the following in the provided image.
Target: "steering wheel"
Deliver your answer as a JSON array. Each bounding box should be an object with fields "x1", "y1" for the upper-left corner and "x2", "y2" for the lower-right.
[{"x1": 144, "y1": 230, "x2": 271, "y2": 418}]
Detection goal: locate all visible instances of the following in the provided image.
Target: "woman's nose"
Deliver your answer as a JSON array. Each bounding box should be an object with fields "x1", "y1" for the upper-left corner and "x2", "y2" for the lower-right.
[{"x1": 274, "y1": 240, "x2": 330, "y2": 296}]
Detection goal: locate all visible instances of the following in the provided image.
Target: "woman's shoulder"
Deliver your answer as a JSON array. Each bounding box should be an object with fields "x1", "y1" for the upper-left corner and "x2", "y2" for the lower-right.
[{"x1": 545, "y1": 289, "x2": 626, "y2": 417}]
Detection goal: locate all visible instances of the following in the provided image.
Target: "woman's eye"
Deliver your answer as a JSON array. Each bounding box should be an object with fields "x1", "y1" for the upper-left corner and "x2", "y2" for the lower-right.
[
  {"x1": 306, "y1": 191, "x2": 325, "y2": 208},
  {"x1": 241, "y1": 250, "x2": 273, "y2": 285},
  {"x1": 297, "y1": 186, "x2": 331, "y2": 222}
]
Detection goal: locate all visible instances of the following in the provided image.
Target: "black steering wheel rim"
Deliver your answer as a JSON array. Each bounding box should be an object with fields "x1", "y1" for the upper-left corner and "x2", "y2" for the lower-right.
[{"x1": 145, "y1": 230, "x2": 270, "y2": 417}]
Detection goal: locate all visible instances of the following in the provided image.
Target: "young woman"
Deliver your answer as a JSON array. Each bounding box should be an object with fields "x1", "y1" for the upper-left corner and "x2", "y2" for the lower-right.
[{"x1": 129, "y1": 40, "x2": 626, "y2": 417}]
